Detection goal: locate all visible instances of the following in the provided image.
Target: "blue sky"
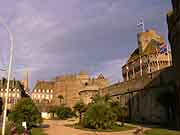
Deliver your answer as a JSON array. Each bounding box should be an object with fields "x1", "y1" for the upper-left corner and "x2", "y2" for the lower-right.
[{"x1": 0, "y1": 0, "x2": 171, "y2": 89}]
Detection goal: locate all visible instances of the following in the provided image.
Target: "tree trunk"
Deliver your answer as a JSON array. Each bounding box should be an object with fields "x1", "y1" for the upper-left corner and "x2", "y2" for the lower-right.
[{"x1": 79, "y1": 113, "x2": 82, "y2": 124}]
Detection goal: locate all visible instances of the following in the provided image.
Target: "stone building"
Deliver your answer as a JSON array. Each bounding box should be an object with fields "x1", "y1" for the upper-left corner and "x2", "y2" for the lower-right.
[
  {"x1": 0, "y1": 78, "x2": 26, "y2": 110},
  {"x1": 32, "y1": 71, "x2": 109, "y2": 108},
  {"x1": 100, "y1": 29, "x2": 174, "y2": 124},
  {"x1": 79, "y1": 83, "x2": 99, "y2": 105},
  {"x1": 31, "y1": 80, "x2": 54, "y2": 104},
  {"x1": 20, "y1": 71, "x2": 29, "y2": 94},
  {"x1": 122, "y1": 29, "x2": 172, "y2": 81}
]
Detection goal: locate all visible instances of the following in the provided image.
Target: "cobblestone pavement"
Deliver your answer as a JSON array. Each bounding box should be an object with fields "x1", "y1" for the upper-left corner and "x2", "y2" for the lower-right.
[{"x1": 43, "y1": 119, "x2": 149, "y2": 135}]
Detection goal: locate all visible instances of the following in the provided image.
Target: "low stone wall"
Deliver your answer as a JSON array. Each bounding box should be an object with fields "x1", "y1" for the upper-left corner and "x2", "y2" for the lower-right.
[{"x1": 101, "y1": 67, "x2": 176, "y2": 124}]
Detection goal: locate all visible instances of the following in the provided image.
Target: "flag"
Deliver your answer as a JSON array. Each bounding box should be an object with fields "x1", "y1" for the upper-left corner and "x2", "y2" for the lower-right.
[{"x1": 160, "y1": 43, "x2": 167, "y2": 54}]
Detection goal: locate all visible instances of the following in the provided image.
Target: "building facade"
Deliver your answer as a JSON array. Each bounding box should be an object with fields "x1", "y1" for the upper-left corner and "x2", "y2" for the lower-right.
[
  {"x1": 122, "y1": 29, "x2": 172, "y2": 81},
  {"x1": 0, "y1": 78, "x2": 26, "y2": 110},
  {"x1": 32, "y1": 71, "x2": 109, "y2": 108}
]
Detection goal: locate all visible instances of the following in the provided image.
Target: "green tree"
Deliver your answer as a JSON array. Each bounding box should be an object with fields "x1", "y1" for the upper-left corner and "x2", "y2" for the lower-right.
[
  {"x1": 83, "y1": 101, "x2": 117, "y2": 129},
  {"x1": 73, "y1": 101, "x2": 87, "y2": 124},
  {"x1": 111, "y1": 101, "x2": 128, "y2": 126},
  {"x1": 58, "y1": 95, "x2": 64, "y2": 105},
  {"x1": 55, "y1": 106, "x2": 73, "y2": 119},
  {"x1": 8, "y1": 98, "x2": 42, "y2": 131}
]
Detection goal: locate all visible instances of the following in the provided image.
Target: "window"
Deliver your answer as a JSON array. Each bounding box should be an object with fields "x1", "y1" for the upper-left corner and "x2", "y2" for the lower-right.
[
  {"x1": 51, "y1": 89, "x2": 53, "y2": 93},
  {"x1": 50, "y1": 95, "x2": 53, "y2": 99},
  {"x1": 34, "y1": 89, "x2": 37, "y2": 92},
  {"x1": 43, "y1": 89, "x2": 45, "y2": 93},
  {"x1": 47, "y1": 89, "x2": 49, "y2": 93},
  {"x1": 17, "y1": 94, "x2": 20, "y2": 98},
  {"x1": 38, "y1": 89, "x2": 41, "y2": 92}
]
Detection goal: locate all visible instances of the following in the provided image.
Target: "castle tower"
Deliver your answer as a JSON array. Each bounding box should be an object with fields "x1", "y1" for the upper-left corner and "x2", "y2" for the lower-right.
[
  {"x1": 137, "y1": 29, "x2": 164, "y2": 54},
  {"x1": 21, "y1": 70, "x2": 29, "y2": 93}
]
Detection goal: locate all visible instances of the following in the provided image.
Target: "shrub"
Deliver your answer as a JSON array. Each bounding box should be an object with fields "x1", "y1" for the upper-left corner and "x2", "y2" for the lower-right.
[
  {"x1": 56, "y1": 106, "x2": 73, "y2": 119},
  {"x1": 8, "y1": 97, "x2": 42, "y2": 131},
  {"x1": 83, "y1": 102, "x2": 117, "y2": 129}
]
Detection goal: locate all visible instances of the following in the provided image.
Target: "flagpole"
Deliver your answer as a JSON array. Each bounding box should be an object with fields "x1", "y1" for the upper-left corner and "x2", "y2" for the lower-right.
[{"x1": 137, "y1": 18, "x2": 145, "y2": 77}]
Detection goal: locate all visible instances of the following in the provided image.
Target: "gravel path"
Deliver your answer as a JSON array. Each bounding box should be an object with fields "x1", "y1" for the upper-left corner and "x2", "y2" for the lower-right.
[{"x1": 43, "y1": 120, "x2": 149, "y2": 135}]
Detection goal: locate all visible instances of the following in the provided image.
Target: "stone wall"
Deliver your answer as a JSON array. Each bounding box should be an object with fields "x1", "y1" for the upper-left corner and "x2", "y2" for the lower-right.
[
  {"x1": 167, "y1": 0, "x2": 180, "y2": 128},
  {"x1": 101, "y1": 67, "x2": 176, "y2": 124}
]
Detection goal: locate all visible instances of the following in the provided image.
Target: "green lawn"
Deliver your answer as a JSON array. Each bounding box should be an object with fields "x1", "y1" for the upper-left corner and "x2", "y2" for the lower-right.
[
  {"x1": 31, "y1": 128, "x2": 46, "y2": 135},
  {"x1": 144, "y1": 128, "x2": 180, "y2": 135},
  {"x1": 66, "y1": 123, "x2": 135, "y2": 132}
]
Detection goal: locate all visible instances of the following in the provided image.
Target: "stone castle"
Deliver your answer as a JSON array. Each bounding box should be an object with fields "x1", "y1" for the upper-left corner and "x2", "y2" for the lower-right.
[
  {"x1": 122, "y1": 29, "x2": 172, "y2": 81},
  {"x1": 100, "y1": 29, "x2": 174, "y2": 124},
  {"x1": 31, "y1": 28, "x2": 174, "y2": 123},
  {"x1": 32, "y1": 71, "x2": 109, "y2": 108}
]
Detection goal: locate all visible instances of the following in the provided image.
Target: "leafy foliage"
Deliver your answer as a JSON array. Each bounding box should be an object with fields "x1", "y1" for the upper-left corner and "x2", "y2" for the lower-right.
[
  {"x1": 8, "y1": 98, "x2": 42, "y2": 130},
  {"x1": 111, "y1": 101, "x2": 128, "y2": 126},
  {"x1": 82, "y1": 94, "x2": 128, "y2": 129},
  {"x1": 57, "y1": 95, "x2": 64, "y2": 105},
  {"x1": 73, "y1": 101, "x2": 87, "y2": 124},
  {"x1": 55, "y1": 106, "x2": 74, "y2": 119},
  {"x1": 83, "y1": 101, "x2": 117, "y2": 129}
]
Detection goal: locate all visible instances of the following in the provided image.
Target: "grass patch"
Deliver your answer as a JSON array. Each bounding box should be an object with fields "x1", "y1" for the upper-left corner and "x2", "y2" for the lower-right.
[
  {"x1": 66, "y1": 123, "x2": 135, "y2": 132},
  {"x1": 31, "y1": 128, "x2": 47, "y2": 135},
  {"x1": 144, "y1": 128, "x2": 180, "y2": 135}
]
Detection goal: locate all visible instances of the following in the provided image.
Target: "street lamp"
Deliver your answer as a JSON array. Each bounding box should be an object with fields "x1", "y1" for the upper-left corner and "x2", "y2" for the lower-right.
[{"x1": 0, "y1": 18, "x2": 14, "y2": 135}]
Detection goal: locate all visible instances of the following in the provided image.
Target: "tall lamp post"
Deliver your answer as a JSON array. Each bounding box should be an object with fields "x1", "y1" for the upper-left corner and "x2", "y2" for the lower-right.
[{"x1": 0, "y1": 18, "x2": 14, "y2": 135}]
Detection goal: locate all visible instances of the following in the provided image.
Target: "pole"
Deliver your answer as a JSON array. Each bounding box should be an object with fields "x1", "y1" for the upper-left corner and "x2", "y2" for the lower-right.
[
  {"x1": 140, "y1": 56, "x2": 143, "y2": 76},
  {"x1": 155, "y1": 48, "x2": 160, "y2": 70},
  {"x1": 167, "y1": 45, "x2": 171, "y2": 66},
  {"x1": 133, "y1": 66, "x2": 135, "y2": 79},
  {"x1": 0, "y1": 18, "x2": 14, "y2": 135},
  {"x1": 126, "y1": 66, "x2": 129, "y2": 81},
  {"x1": 137, "y1": 18, "x2": 145, "y2": 32}
]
